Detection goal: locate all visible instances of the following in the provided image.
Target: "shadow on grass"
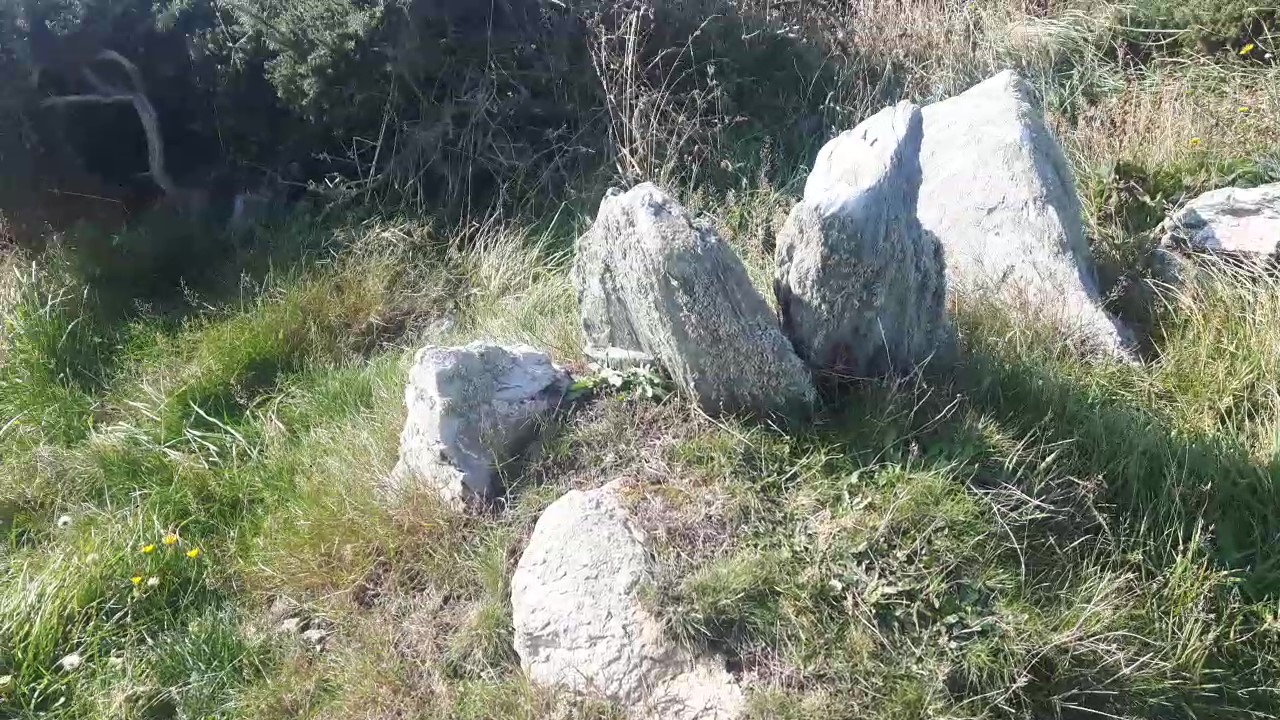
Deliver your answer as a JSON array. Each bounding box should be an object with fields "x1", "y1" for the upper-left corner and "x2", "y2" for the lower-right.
[
  {"x1": 642, "y1": 337, "x2": 1280, "y2": 717},
  {"x1": 804, "y1": 343, "x2": 1280, "y2": 598},
  {"x1": 820, "y1": 351, "x2": 1280, "y2": 714},
  {"x1": 947, "y1": 348, "x2": 1280, "y2": 600}
]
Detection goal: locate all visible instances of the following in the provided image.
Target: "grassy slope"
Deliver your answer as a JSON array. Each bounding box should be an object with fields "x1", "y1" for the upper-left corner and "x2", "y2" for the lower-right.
[{"x1": 3, "y1": 1, "x2": 1280, "y2": 718}]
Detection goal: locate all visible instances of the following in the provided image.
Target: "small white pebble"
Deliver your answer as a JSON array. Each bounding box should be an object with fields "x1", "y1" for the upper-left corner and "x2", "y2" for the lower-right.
[
  {"x1": 58, "y1": 653, "x2": 82, "y2": 671},
  {"x1": 146, "y1": 576, "x2": 160, "y2": 587},
  {"x1": 56, "y1": 515, "x2": 72, "y2": 529},
  {"x1": 301, "y1": 628, "x2": 330, "y2": 647}
]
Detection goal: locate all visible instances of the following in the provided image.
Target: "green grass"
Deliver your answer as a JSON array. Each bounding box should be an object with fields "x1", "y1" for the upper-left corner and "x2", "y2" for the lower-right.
[
  {"x1": 0, "y1": 214, "x2": 593, "y2": 719},
  {"x1": 3, "y1": 0, "x2": 1280, "y2": 718},
  {"x1": 4, "y1": 223, "x2": 1280, "y2": 719},
  {"x1": 642, "y1": 279, "x2": 1280, "y2": 718}
]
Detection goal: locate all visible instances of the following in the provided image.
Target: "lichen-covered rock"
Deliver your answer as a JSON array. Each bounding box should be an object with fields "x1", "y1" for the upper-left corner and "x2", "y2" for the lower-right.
[
  {"x1": 777, "y1": 102, "x2": 950, "y2": 376},
  {"x1": 1157, "y1": 182, "x2": 1280, "y2": 276},
  {"x1": 572, "y1": 183, "x2": 815, "y2": 415},
  {"x1": 917, "y1": 70, "x2": 1132, "y2": 357},
  {"x1": 512, "y1": 481, "x2": 744, "y2": 719},
  {"x1": 389, "y1": 342, "x2": 569, "y2": 506}
]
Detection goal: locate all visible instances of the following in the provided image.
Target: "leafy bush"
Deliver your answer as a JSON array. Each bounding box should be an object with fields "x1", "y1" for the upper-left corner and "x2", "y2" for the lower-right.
[
  {"x1": 1124, "y1": 0, "x2": 1279, "y2": 51},
  {"x1": 0, "y1": 0, "x2": 849, "y2": 224},
  {"x1": 0, "y1": 0, "x2": 609, "y2": 215}
]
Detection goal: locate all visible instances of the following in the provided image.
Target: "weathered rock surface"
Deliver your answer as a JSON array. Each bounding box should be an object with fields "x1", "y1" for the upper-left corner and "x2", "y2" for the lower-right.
[
  {"x1": 916, "y1": 70, "x2": 1132, "y2": 356},
  {"x1": 573, "y1": 182, "x2": 815, "y2": 415},
  {"x1": 1158, "y1": 182, "x2": 1280, "y2": 274},
  {"x1": 512, "y1": 481, "x2": 743, "y2": 719},
  {"x1": 777, "y1": 102, "x2": 950, "y2": 376},
  {"x1": 390, "y1": 342, "x2": 569, "y2": 505}
]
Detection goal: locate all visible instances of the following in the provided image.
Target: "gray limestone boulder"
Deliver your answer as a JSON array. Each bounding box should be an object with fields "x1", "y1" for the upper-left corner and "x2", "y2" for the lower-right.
[
  {"x1": 512, "y1": 481, "x2": 744, "y2": 719},
  {"x1": 1157, "y1": 182, "x2": 1280, "y2": 278},
  {"x1": 917, "y1": 70, "x2": 1133, "y2": 357},
  {"x1": 572, "y1": 183, "x2": 815, "y2": 415},
  {"x1": 389, "y1": 342, "x2": 570, "y2": 506},
  {"x1": 776, "y1": 102, "x2": 950, "y2": 377}
]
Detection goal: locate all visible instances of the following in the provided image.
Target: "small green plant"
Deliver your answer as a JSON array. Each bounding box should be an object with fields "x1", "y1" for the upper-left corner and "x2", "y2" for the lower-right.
[{"x1": 566, "y1": 363, "x2": 673, "y2": 403}]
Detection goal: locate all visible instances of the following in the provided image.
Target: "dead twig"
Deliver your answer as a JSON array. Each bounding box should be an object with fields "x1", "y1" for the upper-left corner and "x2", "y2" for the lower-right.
[{"x1": 41, "y1": 49, "x2": 177, "y2": 197}]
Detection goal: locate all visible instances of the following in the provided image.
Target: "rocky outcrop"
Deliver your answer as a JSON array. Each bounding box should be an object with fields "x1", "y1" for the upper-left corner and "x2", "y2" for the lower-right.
[
  {"x1": 776, "y1": 102, "x2": 950, "y2": 377},
  {"x1": 1157, "y1": 182, "x2": 1280, "y2": 275},
  {"x1": 512, "y1": 481, "x2": 744, "y2": 719},
  {"x1": 389, "y1": 343, "x2": 570, "y2": 506},
  {"x1": 572, "y1": 183, "x2": 815, "y2": 415},
  {"x1": 916, "y1": 70, "x2": 1132, "y2": 357}
]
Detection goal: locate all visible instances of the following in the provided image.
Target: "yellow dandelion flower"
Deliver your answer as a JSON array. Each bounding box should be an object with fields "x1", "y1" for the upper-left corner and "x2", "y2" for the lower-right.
[
  {"x1": 1239, "y1": 106, "x2": 1251, "y2": 113},
  {"x1": 130, "y1": 576, "x2": 143, "y2": 585},
  {"x1": 1241, "y1": 43, "x2": 1256, "y2": 55},
  {"x1": 186, "y1": 548, "x2": 202, "y2": 559},
  {"x1": 1190, "y1": 137, "x2": 1202, "y2": 146},
  {"x1": 162, "y1": 534, "x2": 179, "y2": 546},
  {"x1": 141, "y1": 544, "x2": 156, "y2": 554}
]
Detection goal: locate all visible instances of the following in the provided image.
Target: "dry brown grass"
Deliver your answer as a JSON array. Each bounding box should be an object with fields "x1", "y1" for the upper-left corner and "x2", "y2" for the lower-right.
[
  {"x1": 0, "y1": 250, "x2": 17, "y2": 353},
  {"x1": 1062, "y1": 62, "x2": 1280, "y2": 167}
]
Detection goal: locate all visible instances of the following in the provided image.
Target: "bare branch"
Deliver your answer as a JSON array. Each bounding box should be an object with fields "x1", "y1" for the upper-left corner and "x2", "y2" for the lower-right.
[
  {"x1": 126, "y1": 88, "x2": 176, "y2": 196},
  {"x1": 41, "y1": 94, "x2": 134, "y2": 107},
  {"x1": 95, "y1": 50, "x2": 146, "y2": 93},
  {"x1": 41, "y1": 50, "x2": 177, "y2": 197},
  {"x1": 81, "y1": 66, "x2": 119, "y2": 95}
]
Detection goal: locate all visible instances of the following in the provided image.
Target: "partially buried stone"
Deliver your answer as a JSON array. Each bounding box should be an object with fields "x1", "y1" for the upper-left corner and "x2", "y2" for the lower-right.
[
  {"x1": 512, "y1": 481, "x2": 744, "y2": 719},
  {"x1": 572, "y1": 182, "x2": 815, "y2": 415},
  {"x1": 389, "y1": 342, "x2": 570, "y2": 506},
  {"x1": 1156, "y1": 182, "x2": 1280, "y2": 281}
]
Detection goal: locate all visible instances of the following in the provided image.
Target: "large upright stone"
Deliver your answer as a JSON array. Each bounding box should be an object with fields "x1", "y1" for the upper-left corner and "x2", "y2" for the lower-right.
[
  {"x1": 776, "y1": 102, "x2": 950, "y2": 377},
  {"x1": 512, "y1": 481, "x2": 744, "y2": 719},
  {"x1": 1158, "y1": 182, "x2": 1280, "y2": 274},
  {"x1": 390, "y1": 342, "x2": 570, "y2": 506},
  {"x1": 572, "y1": 183, "x2": 815, "y2": 415},
  {"x1": 917, "y1": 70, "x2": 1132, "y2": 356}
]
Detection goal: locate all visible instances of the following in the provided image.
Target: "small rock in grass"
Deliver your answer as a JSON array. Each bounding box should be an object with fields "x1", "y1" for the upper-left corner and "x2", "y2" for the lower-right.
[
  {"x1": 1156, "y1": 182, "x2": 1280, "y2": 281},
  {"x1": 390, "y1": 342, "x2": 570, "y2": 506},
  {"x1": 512, "y1": 481, "x2": 744, "y2": 719},
  {"x1": 300, "y1": 628, "x2": 331, "y2": 650}
]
